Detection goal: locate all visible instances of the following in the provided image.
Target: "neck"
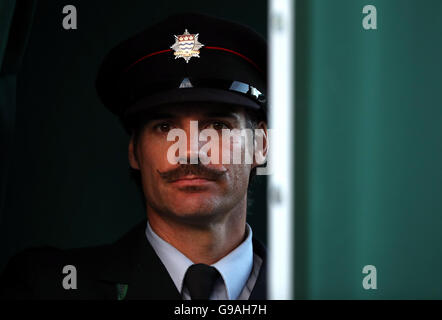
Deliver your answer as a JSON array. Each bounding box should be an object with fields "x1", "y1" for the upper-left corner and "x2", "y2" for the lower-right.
[{"x1": 146, "y1": 197, "x2": 248, "y2": 265}]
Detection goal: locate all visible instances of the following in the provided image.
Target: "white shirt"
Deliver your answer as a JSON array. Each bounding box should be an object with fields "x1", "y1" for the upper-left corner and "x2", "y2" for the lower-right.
[{"x1": 145, "y1": 221, "x2": 262, "y2": 300}]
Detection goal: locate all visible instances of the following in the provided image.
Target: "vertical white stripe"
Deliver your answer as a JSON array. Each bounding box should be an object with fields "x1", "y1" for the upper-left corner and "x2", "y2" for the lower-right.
[{"x1": 268, "y1": 0, "x2": 295, "y2": 300}]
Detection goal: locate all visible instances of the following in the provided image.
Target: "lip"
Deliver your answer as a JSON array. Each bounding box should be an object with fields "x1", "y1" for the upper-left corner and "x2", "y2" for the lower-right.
[{"x1": 169, "y1": 176, "x2": 215, "y2": 186}]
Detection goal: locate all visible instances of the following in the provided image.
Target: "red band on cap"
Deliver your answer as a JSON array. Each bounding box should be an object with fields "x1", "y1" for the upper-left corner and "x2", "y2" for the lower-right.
[
  {"x1": 204, "y1": 46, "x2": 263, "y2": 73},
  {"x1": 124, "y1": 49, "x2": 172, "y2": 72},
  {"x1": 124, "y1": 47, "x2": 263, "y2": 73}
]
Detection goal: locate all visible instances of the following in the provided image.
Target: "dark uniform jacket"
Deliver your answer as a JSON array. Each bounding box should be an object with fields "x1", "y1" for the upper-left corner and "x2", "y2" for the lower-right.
[{"x1": 0, "y1": 220, "x2": 267, "y2": 300}]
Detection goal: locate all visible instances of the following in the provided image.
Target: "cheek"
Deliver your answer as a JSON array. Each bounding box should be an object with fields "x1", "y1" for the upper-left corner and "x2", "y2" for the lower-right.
[
  {"x1": 233, "y1": 164, "x2": 252, "y2": 186},
  {"x1": 206, "y1": 134, "x2": 253, "y2": 187},
  {"x1": 138, "y1": 137, "x2": 171, "y2": 171},
  {"x1": 219, "y1": 162, "x2": 252, "y2": 194},
  {"x1": 218, "y1": 134, "x2": 253, "y2": 166}
]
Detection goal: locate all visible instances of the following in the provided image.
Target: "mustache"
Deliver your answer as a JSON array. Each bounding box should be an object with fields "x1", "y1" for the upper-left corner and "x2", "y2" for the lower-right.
[{"x1": 157, "y1": 164, "x2": 226, "y2": 182}]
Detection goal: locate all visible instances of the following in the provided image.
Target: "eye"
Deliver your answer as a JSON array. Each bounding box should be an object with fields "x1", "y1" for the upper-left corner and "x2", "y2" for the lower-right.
[
  {"x1": 154, "y1": 122, "x2": 173, "y2": 133},
  {"x1": 207, "y1": 121, "x2": 230, "y2": 130}
]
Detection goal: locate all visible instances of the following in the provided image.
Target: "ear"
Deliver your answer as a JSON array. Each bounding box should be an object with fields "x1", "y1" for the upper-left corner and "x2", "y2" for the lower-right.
[
  {"x1": 252, "y1": 121, "x2": 268, "y2": 169},
  {"x1": 128, "y1": 135, "x2": 140, "y2": 170}
]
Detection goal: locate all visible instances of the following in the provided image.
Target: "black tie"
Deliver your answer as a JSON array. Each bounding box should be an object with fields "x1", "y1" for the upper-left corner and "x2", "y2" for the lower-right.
[{"x1": 183, "y1": 264, "x2": 221, "y2": 300}]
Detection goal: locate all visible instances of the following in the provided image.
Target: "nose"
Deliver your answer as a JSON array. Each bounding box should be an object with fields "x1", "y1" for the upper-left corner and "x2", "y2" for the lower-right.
[{"x1": 179, "y1": 120, "x2": 207, "y2": 165}]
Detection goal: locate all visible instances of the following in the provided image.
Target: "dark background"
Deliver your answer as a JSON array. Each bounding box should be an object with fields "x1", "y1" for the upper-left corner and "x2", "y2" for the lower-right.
[{"x1": 0, "y1": 0, "x2": 268, "y2": 272}]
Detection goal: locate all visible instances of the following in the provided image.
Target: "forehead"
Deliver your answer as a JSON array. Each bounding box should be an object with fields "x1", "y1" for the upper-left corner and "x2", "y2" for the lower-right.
[{"x1": 145, "y1": 103, "x2": 247, "y2": 119}]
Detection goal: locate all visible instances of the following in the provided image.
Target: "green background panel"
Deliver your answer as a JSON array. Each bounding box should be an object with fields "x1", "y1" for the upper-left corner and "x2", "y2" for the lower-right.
[{"x1": 295, "y1": 0, "x2": 442, "y2": 299}]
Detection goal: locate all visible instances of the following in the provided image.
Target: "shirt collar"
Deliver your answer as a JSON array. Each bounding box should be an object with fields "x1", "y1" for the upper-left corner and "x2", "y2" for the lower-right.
[
  {"x1": 212, "y1": 224, "x2": 254, "y2": 300},
  {"x1": 145, "y1": 221, "x2": 254, "y2": 300},
  {"x1": 145, "y1": 221, "x2": 193, "y2": 295}
]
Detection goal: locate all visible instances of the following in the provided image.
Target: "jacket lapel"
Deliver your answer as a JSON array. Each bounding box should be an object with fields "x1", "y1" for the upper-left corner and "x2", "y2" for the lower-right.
[
  {"x1": 249, "y1": 237, "x2": 267, "y2": 300},
  {"x1": 98, "y1": 220, "x2": 181, "y2": 300}
]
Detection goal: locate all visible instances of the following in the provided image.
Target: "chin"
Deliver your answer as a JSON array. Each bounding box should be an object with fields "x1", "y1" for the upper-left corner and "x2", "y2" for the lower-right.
[
  {"x1": 167, "y1": 195, "x2": 224, "y2": 219},
  {"x1": 172, "y1": 197, "x2": 216, "y2": 214}
]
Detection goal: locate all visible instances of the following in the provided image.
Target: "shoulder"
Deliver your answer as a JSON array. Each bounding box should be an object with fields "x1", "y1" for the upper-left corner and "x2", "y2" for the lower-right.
[
  {"x1": 0, "y1": 220, "x2": 148, "y2": 300},
  {"x1": 0, "y1": 244, "x2": 112, "y2": 299}
]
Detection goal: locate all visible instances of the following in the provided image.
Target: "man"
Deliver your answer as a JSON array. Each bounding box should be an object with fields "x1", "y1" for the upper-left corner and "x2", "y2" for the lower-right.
[{"x1": 0, "y1": 12, "x2": 268, "y2": 300}]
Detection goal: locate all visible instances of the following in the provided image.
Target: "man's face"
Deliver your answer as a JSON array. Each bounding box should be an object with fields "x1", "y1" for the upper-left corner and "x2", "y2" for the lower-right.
[{"x1": 129, "y1": 103, "x2": 265, "y2": 226}]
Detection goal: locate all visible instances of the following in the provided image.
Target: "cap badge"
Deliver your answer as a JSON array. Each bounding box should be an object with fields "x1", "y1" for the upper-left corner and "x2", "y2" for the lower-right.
[{"x1": 170, "y1": 29, "x2": 204, "y2": 63}]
